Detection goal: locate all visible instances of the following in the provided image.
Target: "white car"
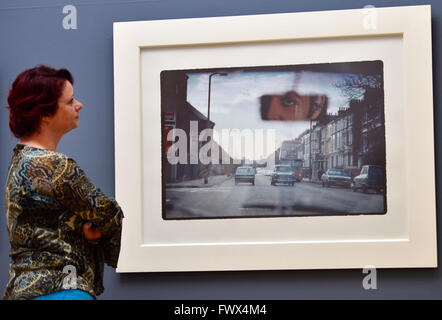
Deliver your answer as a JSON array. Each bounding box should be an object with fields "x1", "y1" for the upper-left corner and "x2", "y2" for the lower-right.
[
  {"x1": 270, "y1": 165, "x2": 295, "y2": 186},
  {"x1": 235, "y1": 166, "x2": 256, "y2": 185}
]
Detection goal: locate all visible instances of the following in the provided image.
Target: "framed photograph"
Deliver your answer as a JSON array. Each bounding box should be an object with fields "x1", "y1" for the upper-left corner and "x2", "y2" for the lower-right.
[{"x1": 113, "y1": 5, "x2": 436, "y2": 272}]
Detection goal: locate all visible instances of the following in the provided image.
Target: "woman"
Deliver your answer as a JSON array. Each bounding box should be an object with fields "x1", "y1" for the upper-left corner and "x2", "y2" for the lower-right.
[{"x1": 3, "y1": 65, "x2": 124, "y2": 300}]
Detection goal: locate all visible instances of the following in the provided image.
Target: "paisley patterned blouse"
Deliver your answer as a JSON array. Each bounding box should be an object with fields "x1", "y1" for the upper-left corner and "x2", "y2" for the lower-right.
[{"x1": 3, "y1": 144, "x2": 124, "y2": 300}]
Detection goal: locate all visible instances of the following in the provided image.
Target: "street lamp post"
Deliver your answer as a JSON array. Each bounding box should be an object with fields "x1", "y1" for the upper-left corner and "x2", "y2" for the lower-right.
[
  {"x1": 203, "y1": 72, "x2": 228, "y2": 184},
  {"x1": 207, "y1": 72, "x2": 228, "y2": 121}
]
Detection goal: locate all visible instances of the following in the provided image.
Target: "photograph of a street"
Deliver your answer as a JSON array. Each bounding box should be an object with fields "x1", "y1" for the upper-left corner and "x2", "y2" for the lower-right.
[
  {"x1": 161, "y1": 60, "x2": 386, "y2": 219},
  {"x1": 165, "y1": 172, "x2": 385, "y2": 219}
]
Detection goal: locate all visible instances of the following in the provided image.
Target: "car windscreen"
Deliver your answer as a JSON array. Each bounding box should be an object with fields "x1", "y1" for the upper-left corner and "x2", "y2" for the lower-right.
[
  {"x1": 275, "y1": 166, "x2": 291, "y2": 172},
  {"x1": 236, "y1": 168, "x2": 253, "y2": 174},
  {"x1": 329, "y1": 170, "x2": 347, "y2": 176}
]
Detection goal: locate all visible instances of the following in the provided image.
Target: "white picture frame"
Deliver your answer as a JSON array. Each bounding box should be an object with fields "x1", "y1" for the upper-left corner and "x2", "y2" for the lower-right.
[{"x1": 113, "y1": 5, "x2": 436, "y2": 272}]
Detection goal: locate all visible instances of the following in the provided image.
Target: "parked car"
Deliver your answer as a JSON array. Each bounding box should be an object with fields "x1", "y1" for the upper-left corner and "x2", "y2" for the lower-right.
[
  {"x1": 321, "y1": 168, "x2": 351, "y2": 188},
  {"x1": 235, "y1": 166, "x2": 256, "y2": 185},
  {"x1": 271, "y1": 165, "x2": 295, "y2": 186},
  {"x1": 352, "y1": 165, "x2": 385, "y2": 193}
]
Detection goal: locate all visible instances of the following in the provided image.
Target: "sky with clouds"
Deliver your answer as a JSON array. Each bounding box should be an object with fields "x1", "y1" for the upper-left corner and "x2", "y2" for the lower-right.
[{"x1": 186, "y1": 70, "x2": 355, "y2": 161}]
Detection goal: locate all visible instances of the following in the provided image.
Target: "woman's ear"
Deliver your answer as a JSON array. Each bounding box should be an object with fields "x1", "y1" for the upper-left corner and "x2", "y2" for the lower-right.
[{"x1": 39, "y1": 115, "x2": 52, "y2": 127}]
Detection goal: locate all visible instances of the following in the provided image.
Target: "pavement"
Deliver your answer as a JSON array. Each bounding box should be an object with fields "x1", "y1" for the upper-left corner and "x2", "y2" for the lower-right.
[{"x1": 166, "y1": 174, "x2": 232, "y2": 188}]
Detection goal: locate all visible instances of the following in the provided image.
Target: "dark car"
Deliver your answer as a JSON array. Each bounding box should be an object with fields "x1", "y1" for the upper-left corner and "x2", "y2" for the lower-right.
[
  {"x1": 321, "y1": 168, "x2": 351, "y2": 188},
  {"x1": 271, "y1": 165, "x2": 295, "y2": 186},
  {"x1": 235, "y1": 166, "x2": 256, "y2": 185},
  {"x1": 352, "y1": 165, "x2": 385, "y2": 193}
]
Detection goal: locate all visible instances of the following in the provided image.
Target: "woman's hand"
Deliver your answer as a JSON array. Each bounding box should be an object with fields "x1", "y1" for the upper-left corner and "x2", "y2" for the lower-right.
[{"x1": 82, "y1": 222, "x2": 102, "y2": 242}]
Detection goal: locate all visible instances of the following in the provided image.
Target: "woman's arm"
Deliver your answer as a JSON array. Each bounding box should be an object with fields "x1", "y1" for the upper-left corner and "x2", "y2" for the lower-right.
[
  {"x1": 27, "y1": 153, "x2": 124, "y2": 267},
  {"x1": 52, "y1": 157, "x2": 124, "y2": 238}
]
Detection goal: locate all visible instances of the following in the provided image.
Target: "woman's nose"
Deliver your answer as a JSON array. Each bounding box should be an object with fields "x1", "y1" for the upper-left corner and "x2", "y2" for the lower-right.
[{"x1": 76, "y1": 100, "x2": 83, "y2": 111}]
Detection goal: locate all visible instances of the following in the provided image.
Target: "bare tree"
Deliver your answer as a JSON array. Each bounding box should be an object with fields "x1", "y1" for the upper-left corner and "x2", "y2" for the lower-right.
[{"x1": 334, "y1": 74, "x2": 382, "y2": 100}]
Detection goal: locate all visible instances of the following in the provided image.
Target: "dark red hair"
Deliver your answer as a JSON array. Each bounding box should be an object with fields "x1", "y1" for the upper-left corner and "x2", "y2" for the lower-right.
[{"x1": 7, "y1": 65, "x2": 74, "y2": 138}]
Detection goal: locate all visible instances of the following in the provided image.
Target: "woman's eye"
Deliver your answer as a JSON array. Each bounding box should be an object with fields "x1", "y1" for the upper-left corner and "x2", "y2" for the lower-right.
[
  {"x1": 282, "y1": 96, "x2": 294, "y2": 106},
  {"x1": 282, "y1": 95, "x2": 298, "y2": 107}
]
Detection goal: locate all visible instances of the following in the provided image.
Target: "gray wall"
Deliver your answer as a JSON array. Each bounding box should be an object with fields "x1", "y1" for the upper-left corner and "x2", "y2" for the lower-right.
[{"x1": 0, "y1": 0, "x2": 440, "y2": 300}]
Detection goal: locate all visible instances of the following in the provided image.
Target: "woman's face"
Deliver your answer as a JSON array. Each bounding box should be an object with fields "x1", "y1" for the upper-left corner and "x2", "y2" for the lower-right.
[{"x1": 45, "y1": 80, "x2": 83, "y2": 135}]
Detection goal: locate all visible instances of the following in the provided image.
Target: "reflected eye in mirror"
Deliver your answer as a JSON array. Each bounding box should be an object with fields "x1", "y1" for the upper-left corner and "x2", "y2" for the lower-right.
[{"x1": 281, "y1": 93, "x2": 298, "y2": 107}]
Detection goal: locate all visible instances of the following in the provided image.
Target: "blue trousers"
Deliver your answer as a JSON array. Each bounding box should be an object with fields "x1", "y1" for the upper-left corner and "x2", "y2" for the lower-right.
[{"x1": 31, "y1": 289, "x2": 95, "y2": 300}]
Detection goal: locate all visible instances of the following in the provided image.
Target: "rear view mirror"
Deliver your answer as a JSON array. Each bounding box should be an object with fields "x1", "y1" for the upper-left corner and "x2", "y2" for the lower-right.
[{"x1": 260, "y1": 91, "x2": 328, "y2": 122}]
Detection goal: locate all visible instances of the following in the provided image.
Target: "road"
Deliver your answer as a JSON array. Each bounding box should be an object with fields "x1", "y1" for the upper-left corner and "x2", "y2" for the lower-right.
[{"x1": 165, "y1": 173, "x2": 386, "y2": 219}]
